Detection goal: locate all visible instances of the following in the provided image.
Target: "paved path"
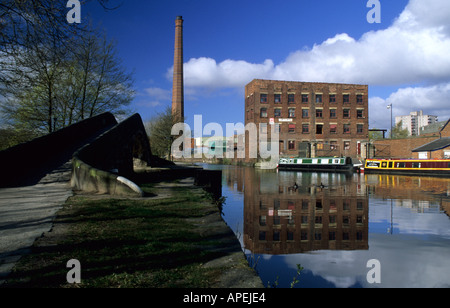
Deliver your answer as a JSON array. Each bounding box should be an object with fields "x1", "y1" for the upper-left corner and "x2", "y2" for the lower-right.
[{"x1": 0, "y1": 162, "x2": 73, "y2": 285}]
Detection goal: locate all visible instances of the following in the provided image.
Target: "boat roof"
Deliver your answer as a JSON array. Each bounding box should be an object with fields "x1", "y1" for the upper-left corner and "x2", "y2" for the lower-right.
[{"x1": 412, "y1": 137, "x2": 450, "y2": 152}]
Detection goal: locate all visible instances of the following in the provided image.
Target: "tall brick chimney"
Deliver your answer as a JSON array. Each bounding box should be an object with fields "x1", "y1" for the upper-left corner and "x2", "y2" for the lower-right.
[{"x1": 171, "y1": 16, "x2": 184, "y2": 124}]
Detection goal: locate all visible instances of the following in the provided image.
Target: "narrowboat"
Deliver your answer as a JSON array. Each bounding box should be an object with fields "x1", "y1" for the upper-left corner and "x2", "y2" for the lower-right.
[
  {"x1": 364, "y1": 159, "x2": 450, "y2": 177},
  {"x1": 278, "y1": 157, "x2": 354, "y2": 173}
]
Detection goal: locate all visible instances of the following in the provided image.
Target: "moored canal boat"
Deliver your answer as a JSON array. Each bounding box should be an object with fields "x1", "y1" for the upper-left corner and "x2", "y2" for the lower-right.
[
  {"x1": 364, "y1": 158, "x2": 450, "y2": 177},
  {"x1": 278, "y1": 157, "x2": 354, "y2": 173}
]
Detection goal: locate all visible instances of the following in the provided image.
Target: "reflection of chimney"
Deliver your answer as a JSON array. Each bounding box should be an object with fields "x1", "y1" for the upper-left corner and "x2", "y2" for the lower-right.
[{"x1": 172, "y1": 16, "x2": 184, "y2": 124}]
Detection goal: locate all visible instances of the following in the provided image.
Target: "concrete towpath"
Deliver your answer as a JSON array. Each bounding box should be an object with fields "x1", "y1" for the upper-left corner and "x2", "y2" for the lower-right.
[{"x1": 0, "y1": 162, "x2": 73, "y2": 285}]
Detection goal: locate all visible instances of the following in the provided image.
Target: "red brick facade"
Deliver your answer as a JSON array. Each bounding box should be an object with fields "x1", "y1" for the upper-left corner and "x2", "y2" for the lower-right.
[
  {"x1": 244, "y1": 79, "x2": 369, "y2": 161},
  {"x1": 171, "y1": 16, "x2": 184, "y2": 124},
  {"x1": 369, "y1": 120, "x2": 450, "y2": 159}
]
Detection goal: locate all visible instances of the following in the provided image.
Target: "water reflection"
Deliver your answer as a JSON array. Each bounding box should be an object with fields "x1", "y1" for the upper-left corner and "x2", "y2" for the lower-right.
[
  {"x1": 243, "y1": 170, "x2": 368, "y2": 255},
  {"x1": 205, "y1": 165, "x2": 450, "y2": 288}
]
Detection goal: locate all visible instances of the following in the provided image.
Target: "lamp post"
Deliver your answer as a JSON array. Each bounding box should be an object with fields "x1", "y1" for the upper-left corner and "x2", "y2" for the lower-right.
[{"x1": 387, "y1": 103, "x2": 393, "y2": 138}]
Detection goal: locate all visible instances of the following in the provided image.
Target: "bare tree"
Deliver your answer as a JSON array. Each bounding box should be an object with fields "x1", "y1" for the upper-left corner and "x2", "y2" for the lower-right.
[
  {"x1": 0, "y1": 1, "x2": 134, "y2": 140},
  {"x1": 146, "y1": 107, "x2": 175, "y2": 160}
]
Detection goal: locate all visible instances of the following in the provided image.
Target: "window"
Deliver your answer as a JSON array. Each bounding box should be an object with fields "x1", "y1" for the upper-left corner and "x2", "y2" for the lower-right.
[
  {"x1": 302, "y1": 124, "x2": 309, "y2": 134},
  {"x1": 343, "y1": 94, "x2": 350, "y2": 103},
  {"x1": 259, "y1": 216, "x2": 267, "y2": 226},
  {"x1": 329, "y1": 231, "x2": 336, "y2": 240},
  {"x1": 343, "y1": 109, "x2": 350, "y2": 118},
  {"x1": 288, "y1": 94, "x2": 295, "y2": 104},
  {"x1": 316, "y1": 109, "x2": 323, "y2": 118},
  {"x1": 260, "y1": 108, "x2": 268, "y2": 118},
  {"x1": 288, "y1": 124, "x2": 296, "y2": 133},
  {"x1": 316, "y1": 124, "x2": 323, "y2": 135},
  {"x1": 330, "y1": 124, "x2": 337, "y2": 134},
  {"x1": 274, "y1": 94, "x2": 282, "y2": 104},
  {"x1": 357, "y1": 109, "x2": 364, "y2": 118},
  {"x1": 302, "y1": 200, "x2": 309, "y2": 210},
  {"x1": 316, "y1": 94, "x2": 323, "y2": 103},
  {"x1": 344, "y1": 124, "x2": 350, "y2": 134},
  {"x1": 288, "y1": 108, "x2": 296, "y2": 118},
  {"x1": 274, "y1": 108, "x2": 282, "y2": 118},
  {"x1": 301, "y1": 231, "x2": 308, "y2": 240},
  {"x1": 259, "y1": 231, "x2": 266, "y2": 241},
  {"x1": 330, "y1": 109, "x2": 337, "y2": 118},
  {"x1": 357, "y1": 94, "x2": 363, "y2": 104},
  {"x1": 287, "y1": 231, "x2": 294, "y2": 241},
  {"x1": 260, "y1": 123, "x2": 268, "y2": 134},
  {"x1": 302, "y1": 109, "x2": 309, "y2": 118},
  {"x1": 273, "y1": 231, "x2": 281, "y2": 241},
  {"x1": 357, "y1": 231, "x2": 363, "y2": 241},
  {"x1": 260, "y1": 94, "x2": 268, "y2": 103},
  {"x1": 315, "y1": 232, "x2": 322, "y2": 240},
  {"x1": 329, "y1": 94, "x2": 336, "y2": 103},
  {"x1": 288, "y1": 140, "x2": 296, "y2": 150},
  {"x1": 344, "y1": 141, "x2": 351, "y2": 150},
  {"x1": 357, "y1": 124, "x2": 364, "y2": 134},
  {"x1": 302, "y1": 94, "x2": 309, "y2": 103}
]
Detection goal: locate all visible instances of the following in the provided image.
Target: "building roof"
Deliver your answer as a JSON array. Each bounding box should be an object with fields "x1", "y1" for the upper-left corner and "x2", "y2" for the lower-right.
[
  {"x1": 412, "y1": 137, "x2": 450, "y2": 152},
  {"x1": 419, "y1": 120, "x2": 448, "y2": 135}
]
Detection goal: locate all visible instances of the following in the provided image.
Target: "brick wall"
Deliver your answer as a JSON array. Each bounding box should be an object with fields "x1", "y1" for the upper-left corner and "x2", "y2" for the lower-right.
[
  {"x1": 370, "y1": 119, "x2": 450, "y2": 159},
  {"x1": 245, "y1": 79, "x2": 369, "y2": 160}
]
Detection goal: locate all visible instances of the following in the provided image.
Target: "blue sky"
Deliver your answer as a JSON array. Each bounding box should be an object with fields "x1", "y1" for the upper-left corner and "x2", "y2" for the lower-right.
[{"x1": 83, "y1": 0, "x2": 450, "y2": 134}]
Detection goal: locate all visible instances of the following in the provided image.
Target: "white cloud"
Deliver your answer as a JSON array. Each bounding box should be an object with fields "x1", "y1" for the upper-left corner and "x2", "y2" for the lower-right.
[
  {"x1": 369, "y1": 82, "x2": 450, "y2": 129},
  {"x1": 171, "y1": 0, "x2": 450, "y2": 88},
  {"x1": 136, "y1": 87, "x2": 172, "y2": 108},
  {"x1": 167, "y1": 57, "x2": 275, "y2": 88},
  {"x1": 144, "y1": 87, "x2": 171, "y2": 101}
]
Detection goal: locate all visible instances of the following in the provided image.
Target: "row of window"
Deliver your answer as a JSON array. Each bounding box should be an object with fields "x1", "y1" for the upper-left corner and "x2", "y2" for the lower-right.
[
  {"x1": 260, "y1": 214, "x2": 365, "y2": 226},
  {"x1": 260, "y1": 123, "x2": 366, "y2": 136},
  {"x1": 260, "y1": 199, "x2": 366, "y2": 210},
  {"x1": 258, "y1": 230, "x2": 365, "y2": 241},
  {"x1": 259, "y1": 93, "x2": 365, "y2": 105},
  {"x1": 259, "y1": 108, "x2": 365, "y2": 119},
  {"x1": 280, "y1": 139, "x2": 354, "y2": 151}
]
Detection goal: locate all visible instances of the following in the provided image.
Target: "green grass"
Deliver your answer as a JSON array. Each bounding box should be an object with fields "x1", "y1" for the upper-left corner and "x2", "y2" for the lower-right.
[{"x1": 4, "y1": 186, "x2": 228, "y2": 288}]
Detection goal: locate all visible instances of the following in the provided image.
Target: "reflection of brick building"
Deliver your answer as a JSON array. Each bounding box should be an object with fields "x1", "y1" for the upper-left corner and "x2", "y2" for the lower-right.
[
  {"x1": 244, "y1": 79, "x2": 369, "y2": 161},
  {"x1": 243, "y1": 170, "x2": 369, "y2": 255}
]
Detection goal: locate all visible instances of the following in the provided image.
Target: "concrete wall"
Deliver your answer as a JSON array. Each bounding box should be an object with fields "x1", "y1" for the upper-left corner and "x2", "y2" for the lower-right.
[
  {"x1": 74, "y1": 113, "x2": 152, "y2": 178},
  {"x1": 0, "y1": 113, "x2": 117, "y2": 187},
  {"x1": 71, "y1": 158, "x2": 144, "y2": 197},
  {"x1": 71, "y1": 113, "x2": 153, "y2": 197}
]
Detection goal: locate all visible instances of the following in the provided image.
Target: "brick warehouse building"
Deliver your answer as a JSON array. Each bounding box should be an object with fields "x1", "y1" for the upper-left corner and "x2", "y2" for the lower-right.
[{"x1": 244, "y1": 79, "x2": 369, "y2": 161}]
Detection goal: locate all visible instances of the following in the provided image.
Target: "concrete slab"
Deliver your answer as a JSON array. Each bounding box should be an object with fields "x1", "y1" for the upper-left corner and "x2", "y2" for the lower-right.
[{"x1": 0, "y1": 162, "x2": 73, "y2": 285}]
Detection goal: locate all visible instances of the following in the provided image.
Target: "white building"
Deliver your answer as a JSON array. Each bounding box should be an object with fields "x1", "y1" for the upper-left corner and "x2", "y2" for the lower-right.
[{"x1": 395, "y1": 110, "x2": 438, "y2": 136}]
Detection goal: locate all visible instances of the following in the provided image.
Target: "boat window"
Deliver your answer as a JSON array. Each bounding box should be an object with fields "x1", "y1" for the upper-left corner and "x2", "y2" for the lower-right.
[
  {"x1": 388, "y1": 162, "x2": 393, "y2": 168},
  {"x1": 381, "y1": 162, "x2": 387, "y2": 168},
  {"x1": 397, "y1": 162, "x2": 406, "y2": 168},
  {"x1": 412, "y1": 162, "x2": 421, "y2": 168}
]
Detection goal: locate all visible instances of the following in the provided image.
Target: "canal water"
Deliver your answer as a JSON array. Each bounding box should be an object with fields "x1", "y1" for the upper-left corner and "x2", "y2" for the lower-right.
[{"x1": 201, "y1": 164, "x2": 450, "y2": 288}]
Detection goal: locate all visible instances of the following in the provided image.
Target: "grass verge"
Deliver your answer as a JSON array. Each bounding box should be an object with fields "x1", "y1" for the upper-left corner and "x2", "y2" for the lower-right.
[{"x1": 3, "y1": 183, "x2": 236, "y2": 288}]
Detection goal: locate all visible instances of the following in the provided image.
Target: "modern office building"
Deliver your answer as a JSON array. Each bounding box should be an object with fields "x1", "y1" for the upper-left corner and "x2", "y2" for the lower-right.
[{"x1": 244, "y1": 79, "x2": 369, "y2": 161}]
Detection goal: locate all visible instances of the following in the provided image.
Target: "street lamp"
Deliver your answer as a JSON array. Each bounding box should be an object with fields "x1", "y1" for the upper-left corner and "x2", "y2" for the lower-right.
[{"x1": 387, "y1": 104, "x2": 393, "y2": 138}]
